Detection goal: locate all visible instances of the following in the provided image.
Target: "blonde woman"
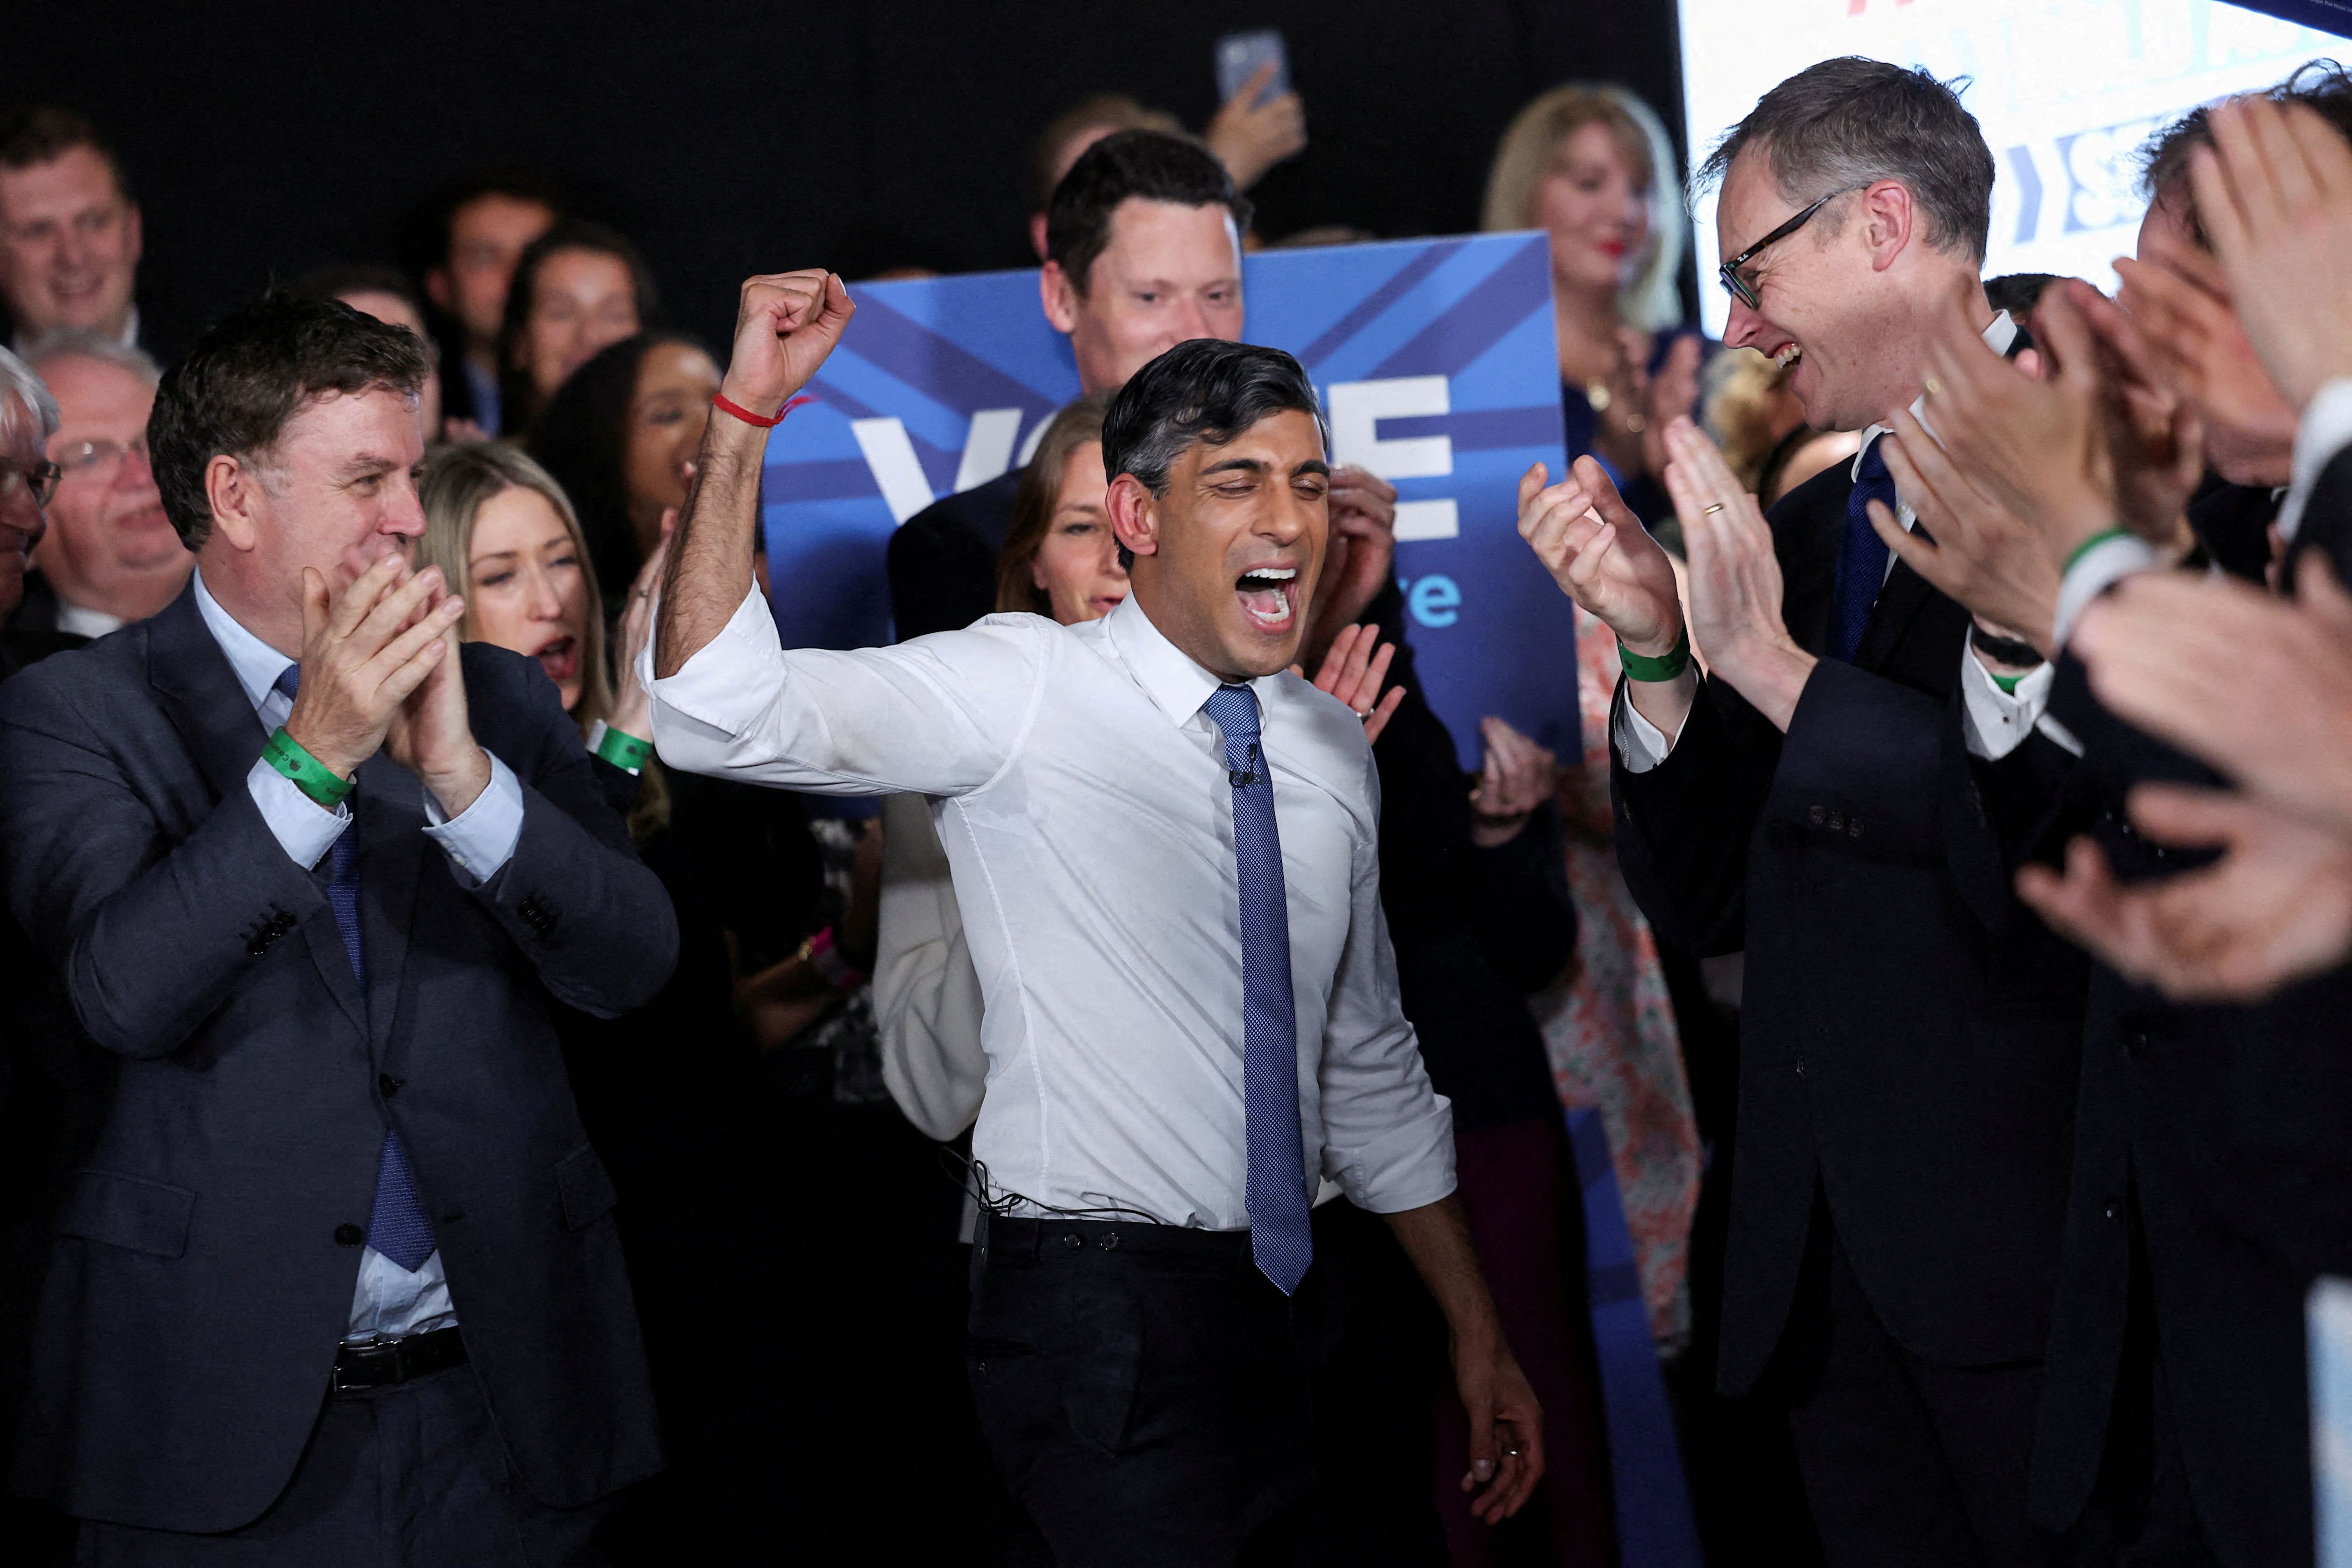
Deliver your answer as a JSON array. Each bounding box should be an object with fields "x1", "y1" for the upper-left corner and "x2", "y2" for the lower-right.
[
  {"x1": 1484, "y1": 83, "x2": 1707, "y2": 513},
  {"x1": 413, "y1": 442, "x2": 655, "y2": 776}
]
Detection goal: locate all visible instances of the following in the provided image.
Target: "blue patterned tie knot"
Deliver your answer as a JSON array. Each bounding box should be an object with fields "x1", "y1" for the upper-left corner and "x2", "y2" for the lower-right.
[
  {"x1": 276, "y1": 658, "x2": 438, "y2": 1275},
  {"x1": 1201, "y1": 684, "x2": 1313, "y2": 1296},
  {"x1": 1833, "y1": 434, "x2": 1898, "y2": 663}
]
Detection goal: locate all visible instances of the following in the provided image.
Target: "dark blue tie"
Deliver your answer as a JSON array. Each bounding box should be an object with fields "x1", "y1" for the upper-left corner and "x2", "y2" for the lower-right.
[
  {"x1": 272, "y1": 666, "x2": 437, "y2": 1274},
  {"x1": 1833, "y1": 434, "x2": 1897, "y2": 662},
  {"x1": 1200, "y1": 684, "x2": 1312, "y2": 1295}
]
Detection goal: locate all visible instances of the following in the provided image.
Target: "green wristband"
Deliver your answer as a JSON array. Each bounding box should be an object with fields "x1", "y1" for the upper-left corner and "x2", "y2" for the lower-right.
[
  {"x1": 2064, "y1": 527, "x2": 2131, "y2": 575},
  {"x1": 591, "y1": 721, "x2": 654, "y2": 775},
  {"x1": 1617, "y1": 629, "x2": 1691, "y2": 684},
  {"x1": 262, "y1": 726, "x2": 355, "y2": 810}
]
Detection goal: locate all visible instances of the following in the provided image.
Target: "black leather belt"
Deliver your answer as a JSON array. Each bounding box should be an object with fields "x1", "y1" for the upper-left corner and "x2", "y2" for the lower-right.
[{"x1": 332, "y1": 1326, "x2": 466, "y2": 1393}]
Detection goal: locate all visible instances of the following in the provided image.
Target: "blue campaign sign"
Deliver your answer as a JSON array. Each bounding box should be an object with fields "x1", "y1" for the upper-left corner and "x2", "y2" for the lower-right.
[{"x1": 761, "y1": 232, "x2": 1578, "y2": 767}]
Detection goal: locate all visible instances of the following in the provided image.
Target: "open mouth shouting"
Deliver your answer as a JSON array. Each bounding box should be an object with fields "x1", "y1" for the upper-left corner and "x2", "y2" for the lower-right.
[
  {"x1": 1769, "y1": 337, "x2": 1803, "y2": 371},
  {"x1": 1234, "y1": 564, "x2": 1300, "y2": 632},
  {"x1": 533, "y1": 635, "x2": 580, "y2": 687}
]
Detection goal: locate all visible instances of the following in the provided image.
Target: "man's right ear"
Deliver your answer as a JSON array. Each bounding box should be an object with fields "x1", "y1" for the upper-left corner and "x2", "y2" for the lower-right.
[
  {"x1": 1106, "y1": 473, "x2": 1159, "y2": 563},
  {"x1": 423, "y1": 267, "x2": 452, "y2": 315},
  {"x1": 1039, "y1": 262, "x2": 1080, "y2": 335},
  {"x1": 203, "y1": 454, "x2": 262, "y2": 553}
]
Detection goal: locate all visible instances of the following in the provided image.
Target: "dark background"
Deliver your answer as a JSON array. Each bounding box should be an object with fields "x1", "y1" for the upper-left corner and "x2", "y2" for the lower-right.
[{"x1": 14, "y1": 0, "x2": 1684, "y2": 351}]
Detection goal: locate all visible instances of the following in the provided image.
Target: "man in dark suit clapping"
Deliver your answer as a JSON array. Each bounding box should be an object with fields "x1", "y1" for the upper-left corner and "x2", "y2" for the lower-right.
[
  {"x1": 1518, "y1": 59, "x2": 2096, "y2": 1567},
  {"x1": 0, "y1": 292, "x2": 677, "y2": 1562}
]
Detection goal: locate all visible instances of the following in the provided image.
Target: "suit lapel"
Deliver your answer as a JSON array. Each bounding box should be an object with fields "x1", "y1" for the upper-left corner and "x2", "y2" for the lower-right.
[
  {"x1": 354, "y1": 754, "x2": 426, "y2": 1059},
  {"x1": 1768, "y1": 464, "x2": 1847, "y2": 658},
  {"x1": 145, "y1": 585, "x2": 370, "y2": 1034}
]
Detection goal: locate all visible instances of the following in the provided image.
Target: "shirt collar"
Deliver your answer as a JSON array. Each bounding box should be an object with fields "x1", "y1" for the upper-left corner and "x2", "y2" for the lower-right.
[
  {"x1": 191, "y1": 568, "x2": 294, "y2": 716},
  {"x1": 1853, "y1": 308, "x2": 2018, "y2": 481},
  {"x1": 1102, "y1": 592, "x2": 1277, "y2": 728}
]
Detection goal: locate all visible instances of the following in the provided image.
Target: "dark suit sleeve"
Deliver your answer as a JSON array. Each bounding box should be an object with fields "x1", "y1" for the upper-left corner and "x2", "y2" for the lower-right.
[
  {"x1": 1613, "y1": 658, "x2": 1956, "y2": 955},
  {"x1": 0, "y1": 675, "x2": 335, "y2": 1059},
  {"x1": 2287, "y1": 442, "x2": 2352, "y2": 593},
  {"x1": 466, "y1": 648, "x2": 678, "y2": 1019},
  {"x1": 1609, "y1": 673, "x2": 1781, "y2": 955},
  {"x1": 886, "y1": 502, "x2": 1001, "y2": 641}
]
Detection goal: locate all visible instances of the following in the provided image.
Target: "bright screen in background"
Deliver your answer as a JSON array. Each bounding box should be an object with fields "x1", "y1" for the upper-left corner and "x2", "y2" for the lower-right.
[{"x1": 1678, "y1": 0, "x2": 2345, "y2": 339}]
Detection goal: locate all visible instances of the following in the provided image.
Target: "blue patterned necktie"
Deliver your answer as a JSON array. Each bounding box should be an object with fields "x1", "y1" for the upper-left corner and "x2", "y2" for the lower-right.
[
  {"x1": 1200, "y1": 684, "x2": 1312, "y2": 1295},
  {"x1": 1832, "y1": 433, "x2": 1898, "y2": 663},
  {"x1": 272, "y1": 666, "x2": 437, "y2": 1274}
]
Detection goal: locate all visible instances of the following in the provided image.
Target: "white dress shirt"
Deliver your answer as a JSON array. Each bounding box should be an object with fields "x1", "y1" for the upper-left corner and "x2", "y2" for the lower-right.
[
  {"x1": 1617, "y1": 312, "x2": 2068, "y2": 767},
  {"x1": 55, "y1": 600, "x2": 125, "y2": 640},
  {"x1": 193, "y1": 570, "x2": 525, "y2": 1339},
  {"x1": 648, "y1": 589, "x2": 1456, "y2": 1228},
  {"x1": 874, "y1": 791, "x2": 989, "y2": 1143}
]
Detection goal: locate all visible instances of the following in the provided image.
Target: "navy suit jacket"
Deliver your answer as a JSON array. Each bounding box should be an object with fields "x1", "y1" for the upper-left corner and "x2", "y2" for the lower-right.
[
  {"x1": 0, "y1": 583, "x2": 677, "y2": 1531},
  {"x1": 1611, "y1": 459, "x2": 2089, "y2": 1393}
]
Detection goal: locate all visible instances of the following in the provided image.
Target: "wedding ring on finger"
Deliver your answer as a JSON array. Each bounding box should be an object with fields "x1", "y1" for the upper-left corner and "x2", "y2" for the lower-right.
[
  {"x1": 1701, "y1": 501, "x2": 1727, "y2": 516},
  {"x1": 1923, "y1": 374, "x2": 1944, "y2": 398}
]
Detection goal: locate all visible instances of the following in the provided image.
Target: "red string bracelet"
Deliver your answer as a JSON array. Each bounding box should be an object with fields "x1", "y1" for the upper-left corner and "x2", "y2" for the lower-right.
[{"x1": 711, "y1": 391, "x2": 814, "y2": 428}]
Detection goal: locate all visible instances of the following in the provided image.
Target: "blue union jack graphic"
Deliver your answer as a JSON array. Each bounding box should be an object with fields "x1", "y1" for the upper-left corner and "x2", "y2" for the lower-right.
[{"x1": 762, "y1": 231, "x2": 1579, "y2": 769}]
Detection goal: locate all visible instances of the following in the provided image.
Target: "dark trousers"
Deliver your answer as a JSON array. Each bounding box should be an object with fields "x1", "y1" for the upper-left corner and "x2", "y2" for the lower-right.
[
  {"x1": 967, "y1": 1205, "x2": 1448, "y2": 1568},
  {"x1": 1777, "y1": 1206, "x2": 2109, "y2": 1568},
  {"x1": 74, "y1": 1365, "x2": 611, "y2": 1568}
]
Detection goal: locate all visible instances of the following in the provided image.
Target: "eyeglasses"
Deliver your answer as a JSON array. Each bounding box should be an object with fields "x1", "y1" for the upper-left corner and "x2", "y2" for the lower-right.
[
  {"x1": 51, "y1": 435, "x2": 150, "y2": 478},
  {"x1": 1717, "y1": 187, "x2": 1859, "y2": 310},
  {"x1": 0, "y1": 459, "x2": 62, "y2": 508}
]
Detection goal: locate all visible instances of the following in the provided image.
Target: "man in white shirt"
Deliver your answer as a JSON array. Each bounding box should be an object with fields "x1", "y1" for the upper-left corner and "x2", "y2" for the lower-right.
[
  {"x1": 651, "y1": 269, "x2": 1542, "y2": 1562},
  {"x1": 19, "y1": 330, "x2": 189, "y2": 639},
  {"x1": 1516, "y1": 59, "x2": 2097, "y2": 1568}
]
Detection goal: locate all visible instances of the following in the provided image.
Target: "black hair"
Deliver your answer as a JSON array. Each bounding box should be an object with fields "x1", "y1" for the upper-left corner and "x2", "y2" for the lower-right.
[
  {"x1": 527, "y1": 329, "x2": 707, "y2": 610},
  {"x1": 1983, "y1": 271, "x2": 2060, "y2": 319},
  {"x1": 1045, "y1": 129, "x2": 1252, "y2": 296},
  {"x1": 2139, "y1": 60, "x2": 2352, "y2": 242},
  {"x1": 1100, "y1": 339, "x2": 1325, "y2": 569},
  {"x1": 496, "y1": 219, "x2": 661, "y2": 434},
  {"x1": 0, "y1": 105, "x2": 133, "y2": 203},
  {"x1": 149, "y1": 291, "x2": 428, "y2": 550},
  {"x1": 1697, "y1": 57, "x2": 1994, "y2": 262}
]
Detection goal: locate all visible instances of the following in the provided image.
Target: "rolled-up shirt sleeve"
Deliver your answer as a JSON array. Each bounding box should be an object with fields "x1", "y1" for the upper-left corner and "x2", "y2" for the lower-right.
[
  {"x1": 1316, "y1": 782, "x2": 1456, "y2": 1214},
  {"x1": 645, "y1": 587, "x2": 1047, "y2": 797}
]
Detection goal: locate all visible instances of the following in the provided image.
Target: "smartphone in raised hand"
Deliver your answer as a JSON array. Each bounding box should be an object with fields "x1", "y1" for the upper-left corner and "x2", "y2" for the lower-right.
[{"x1": 1216, "y1": 29, "x2": 1290, "y2": 108}]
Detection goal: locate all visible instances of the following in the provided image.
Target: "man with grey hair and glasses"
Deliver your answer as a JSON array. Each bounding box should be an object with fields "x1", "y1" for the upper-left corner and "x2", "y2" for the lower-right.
[
  {"x1": 20, "y1": 330, "x2": 187, "y2": 640},
  {"x1": 1519, "y1": 57, "x2": 2099, "y2": 1566}
]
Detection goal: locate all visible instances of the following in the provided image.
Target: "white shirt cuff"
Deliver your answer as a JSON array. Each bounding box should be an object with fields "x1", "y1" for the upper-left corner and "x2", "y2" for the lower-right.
[
  {"x1": 423, "y1": 753, "x2": 524, "y2": 885},
  {"x1": 2278, "y1": 375, "x2": 2352, "y2": 545},
  {"x1": 1610, "y1": 685, "x2": 1682, "y2": 774},
  {"x1": 246, "y1": 757, "x2": 350, "y2": 869},
  {"x1": 644, "y1": 586, "x2": 782, "y2": 740},
  {"x1": 1958, "y1": 645, "x2": 2052, "y2": 761},
  {"x1": 2053, "y1": 534, "x2": 2161, "y2": 650}
]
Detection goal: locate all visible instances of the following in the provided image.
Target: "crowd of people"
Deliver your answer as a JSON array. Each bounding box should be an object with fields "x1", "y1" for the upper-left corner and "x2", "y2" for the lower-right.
[{"x1": 1, "y1": 34, "x2": 2351, "y2": 1568}]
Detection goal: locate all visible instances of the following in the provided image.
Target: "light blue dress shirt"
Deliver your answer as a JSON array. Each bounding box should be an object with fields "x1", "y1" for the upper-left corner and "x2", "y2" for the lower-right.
[{"x1": 193, "y1": 570, "x2": 524, "y2": 1340}]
